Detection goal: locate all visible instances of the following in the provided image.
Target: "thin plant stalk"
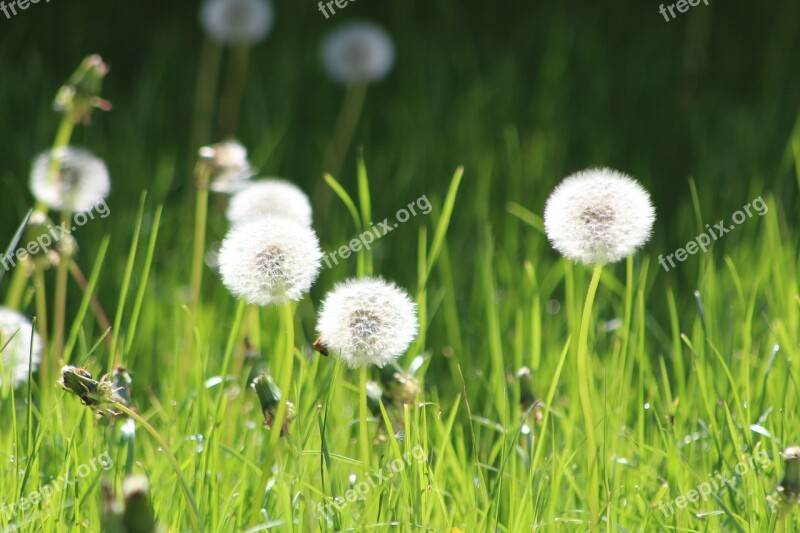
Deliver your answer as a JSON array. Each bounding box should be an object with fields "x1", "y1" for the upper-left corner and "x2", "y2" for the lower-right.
[
  {"x1": 576, "y1": 263, "x2": 603, "y2": 525},
  {"x1": 111, "y1": 402, "x2": 203, "y2": 533},
  {"x1": 68, "y1": 261, "x2": 113, "y2": 346},
  {"x1": 324, "y1": 83, "x2": 368, "y2": 177},
  {"x1": 188, "y1": 162, "x2": 212, "y2": 349},
  {"x1": 358, "y1": 366, "x2": 370, "y2": 472},
  {"x1": 52, "y1": 210, "x2": 72, "y2": 362},
  {"x1": 32, "y1": 269, "x2": 48, "y2": 400}
]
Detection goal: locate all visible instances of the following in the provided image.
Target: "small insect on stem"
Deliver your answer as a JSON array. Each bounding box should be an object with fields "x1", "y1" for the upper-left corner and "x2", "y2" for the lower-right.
[{"x1": 312, "y1": 336, "x2": 329, "y2": 356}]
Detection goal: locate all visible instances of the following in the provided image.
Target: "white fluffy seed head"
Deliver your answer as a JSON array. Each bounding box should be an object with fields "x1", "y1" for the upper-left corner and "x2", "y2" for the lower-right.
[
  {"x1": 0, "y1": 307, "x2": 41, "y2": 388},
  {"x1": 321, "y1": 21, "x2": 395, "y2": 85},
  {"x1": 544, "y1": 168, "x2": 656, "y2": 265},
  {"x1": 200, "y1": 0, "x2": 274, "y2": 45},
  {"x1": 226, "y1": 179, "x2": 313, "y2": 227},
  {"x1": 30, "y1": 147, "x2": 110, "y2": 213},
  {"x1": 317, "y1": 278, "x2": 418, "y2": 368},
  {"x1": 219, "y1": 216, "x2": 322, "y2": 305}
]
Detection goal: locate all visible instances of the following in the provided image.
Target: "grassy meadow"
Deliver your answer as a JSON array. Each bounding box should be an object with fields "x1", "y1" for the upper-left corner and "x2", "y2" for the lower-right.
[{"x1": 1, "y1": 0, "x2": 800, "y2": 531}]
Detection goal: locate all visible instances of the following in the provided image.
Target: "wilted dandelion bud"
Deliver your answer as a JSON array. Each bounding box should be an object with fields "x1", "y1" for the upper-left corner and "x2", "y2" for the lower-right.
[
  {"x1": 516, "y1": 367, "x2": 536, "y2": 409},
  {"x1": 59, "y1": 365, "x2": 124, "y2": 414},
  {"x1": 103, "y1": 475, "x2": 161, "y2": 533},
  {"x1": 366, "y1": 380, "x2": 386, "y2": 416},
  {"x1": 226, "y1": 179, "x2": 313, "y2": 227},
  {"x1": 219, "y1": 215, "x2": 322, "y2": 305},
  {"x1": 199, "y1": 140, "x2": 256, "y2": 193},
  {"x1": 0, "y1": 308, "x2": 41, "y2": 388},
  {"x1": 30, "y1": 147, "x2": 110, "y2": 213},
  {"x1": 251, "y1": 371, "x2": 295, "y2": 434},
  {"x1": 321, "y1": 22, "x2": 395, "y2": 85},
  {"x1": 200, "y1": 0, "x2": 275, "y2": 45},
  {"x1": 771, "y1": 446, "x2": 800, "y2": 511},
  {"x1": 379, "y1": 364, "x2": 421, "y2": 405},
  {"x1": 54, "y1": 54, "x2": 112, "y2": 124},
  {"x1": 544, "y1": 168, "x2": 655, "y2": 265},
  {"x1": 316, "y1": 277, "x2": 418, "y2": 368}
]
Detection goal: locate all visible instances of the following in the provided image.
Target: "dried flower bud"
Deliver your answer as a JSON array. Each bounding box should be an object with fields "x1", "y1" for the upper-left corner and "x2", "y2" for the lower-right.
[
  {"x1": 54, "y1": 54, "x2": 112, "y2": 124},
  {"x1": 251, "y1": 372, "x2": 295, "y2": 435}
]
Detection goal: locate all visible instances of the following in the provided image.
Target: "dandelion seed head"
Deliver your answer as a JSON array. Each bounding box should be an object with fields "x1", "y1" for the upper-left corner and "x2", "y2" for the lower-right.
[
  {"x1": 321, "y1": 22, "x2": 395, "y2": 85},
  {"x1": 0, "y1": 307, "x2": 41, "y2": 388},
  {"x1": 30, "y1": 147, "x2": 110, "y2": 213},
  {"x1": 219, "y1": 215, "x2": 322, "y2": 305},
  {"x1": 317, "y1": 278, "x2": 418, "y2": 368},
  {"x1": 200, "y1": 0, "x2": 274, "y2": 45},
  {"x1": 226, "y1": 179, "x2": 313, "y2": 227},
  {"x1": 544, "y1": 168, "x2": 655, "y2": 265}
]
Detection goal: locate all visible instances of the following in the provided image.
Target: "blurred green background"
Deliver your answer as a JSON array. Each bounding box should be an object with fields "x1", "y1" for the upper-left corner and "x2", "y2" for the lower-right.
[{"x1": 1, "y1": 0, "x2": 799, "y2": 361}]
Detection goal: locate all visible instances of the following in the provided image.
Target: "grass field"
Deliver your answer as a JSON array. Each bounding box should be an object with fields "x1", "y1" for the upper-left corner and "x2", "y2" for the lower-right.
[{"x1": 1, "y1": 1, "x2": 800, "y2": 531}]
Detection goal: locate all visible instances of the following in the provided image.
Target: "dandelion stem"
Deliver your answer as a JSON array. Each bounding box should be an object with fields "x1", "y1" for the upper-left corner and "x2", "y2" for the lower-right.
[
  {"x1": 218, "y1": 44, "x2": 250, "y2": 138},
  {"x1": 251, "y1": 303, "x2": 295, "y2": 525},
  {"x1": 324, "y1": 82, "x2": 368, "y2": 177},
  {"x1": 188, "y1": 162, "x2": 211, "y2": 343},
  {"x1": 32, "y1": 270, "x2": 49, "y2": 402},
  {"x1": 576, "y1": 263, "x2": 603, "y2": 525},
  {"x1": 111, "y1": 402, "x2": 204, "y2": 533},
  {"x1": 359, "y1": 366, "x2": 370, "y2": 472},
  {"x1": 53, "y1": 210, "x2": 72, "y2": 363},
  {"x1": 189, "y1": 38, "x2": 223, "y2": 165}
]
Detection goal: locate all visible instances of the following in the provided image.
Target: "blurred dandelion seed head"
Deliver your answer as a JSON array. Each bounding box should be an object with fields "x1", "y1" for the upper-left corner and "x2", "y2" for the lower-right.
[
  {"x1": 30, "y1": 147, "x2": 110, "y2": 214},
  {"x1": 226, "y1": 179, "x2": 313, "y2": 227},
  {"x1": 544, "y1": 168, "x2": 655, "y2": 265},
  {"x1": 219, "y1": 216, "x2": 322, "y2": 305},
  {"x1": 200, "y1": 0, "x2": 275, "y2": 45},
  {"x1": 321, "y1": 21, "x2": 395, "y2": 85},
  {"x1": 316, "y1": 277, "x2": 418, "y2": 368},
  {"x1": 0, "y1": 307, "x2": 41, "y2": 388}
]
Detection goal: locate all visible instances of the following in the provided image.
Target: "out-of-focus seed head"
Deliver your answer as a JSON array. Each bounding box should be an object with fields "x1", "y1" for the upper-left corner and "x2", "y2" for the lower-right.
[
  {"x1": 321, "y1": 21, "x2": 395, "y2": 85},
  {"x1": 226, "y1": 179, "x2": 313, "y2": 227},
  {"x1": 200, "y1": 0, "x2": 275, "y2": 45},
  {"x1": 30, "y1": 147, "x2": 111, "y2": 214},
  {"x1": 0, "y1": 307, "x2": 41, "y2": 389}
]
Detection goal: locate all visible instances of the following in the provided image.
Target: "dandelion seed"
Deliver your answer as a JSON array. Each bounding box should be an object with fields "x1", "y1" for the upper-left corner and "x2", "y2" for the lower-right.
[
  {"x1": 544, "y1": 168, "x2": 655, "y2": 265},
  {"x1": 316, "y1": 277, "x2": 418, "y2": 368},
  {"x1": 321, "y1": 22, "x2": 395, "y2": 85},
  {"x1": 199, "y1": 140, "x2": 256, "y2": 193},
  {"x1": 30, "y1": 147, "x2": 110, "y2": 214},
  {"x1": 0, "y1": 308, "x2": 41, "y2": 388},
  {"x1": 219, "y1": 215, "x2": 322, "y2": 305},
  {"x1": 226, "y1": 179, "x2": 313, "y2": 227},
  {"x1": 200, "y1": 0, "x2": 275, "y2": 45}
]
